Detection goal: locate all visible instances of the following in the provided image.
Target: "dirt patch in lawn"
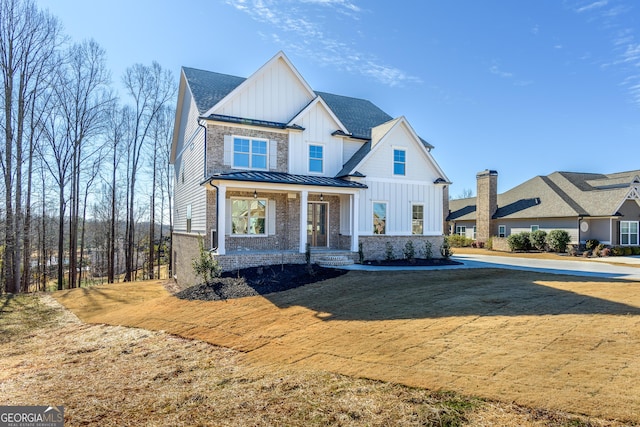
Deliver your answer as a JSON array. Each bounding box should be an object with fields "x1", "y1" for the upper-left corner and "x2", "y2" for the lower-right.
[
  {"x1": 53, "y1": 269, "x2": 640, "y2": 424},
  {"x1": 3, "y1": 293, "x2": 618, "y2": 427}
]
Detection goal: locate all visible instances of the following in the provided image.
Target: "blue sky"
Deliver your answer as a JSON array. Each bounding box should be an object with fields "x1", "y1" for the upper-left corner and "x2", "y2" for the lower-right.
[{"x1": 37, "y1": 0, "x2": 640, "y2": 197}]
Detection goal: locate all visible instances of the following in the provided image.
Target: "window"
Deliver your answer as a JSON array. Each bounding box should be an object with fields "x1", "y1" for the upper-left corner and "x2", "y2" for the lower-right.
[
  {"x1": 309, "y1": 145, "x2": 323, "y2": 173},
  {"x1": 473, "y1": 226, "x2": 477, "y2": 240},
  {"x1": 456, "y1": 225, "x2": 466, "y2": 236},
  {"x1": 498, "y1": 225, "x2": 506, "y2": 238},
  {"x1": 531, "y1": 225, "x2": 539, "y2": 232},
  {"x1": 412, "y1": 205, "x2": 424, "y2": 235},
  {"x1": 373, "y1": 202, "x2": 387, "y2": 234},
  {"x1": 393, "y1": 149, "x2": 406, "y2": 175},
  {"x1": 233, "y1": 137, "x2": 267, "y2": 169},
  {"x1": 621, "y1": 221, "x2": 639, "y2": 245},
  {"x1": 186, "y1": 205, "x2": 192, "y2": 233},
  {"x1": 232, "y1": 199, "x2": 266, "y2": 235}
]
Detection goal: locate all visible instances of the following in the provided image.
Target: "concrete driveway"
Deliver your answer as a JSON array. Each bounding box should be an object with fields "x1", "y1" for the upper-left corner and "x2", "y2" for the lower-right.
[{"x1": 342, "y1": 254, "x2": 640, "y2": 281}]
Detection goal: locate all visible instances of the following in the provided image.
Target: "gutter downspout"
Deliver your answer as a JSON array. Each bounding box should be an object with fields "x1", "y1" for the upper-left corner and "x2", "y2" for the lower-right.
[{"x1": 197, "y1": 119, "x2": 218, "y2": 251}]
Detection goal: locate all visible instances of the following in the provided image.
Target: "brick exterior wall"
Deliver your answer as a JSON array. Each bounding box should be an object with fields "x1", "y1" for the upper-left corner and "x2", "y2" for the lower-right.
[
  {"x1": 476, "y1": 170, "x2": 498, "y2": 243},
  {"x1": 205, "y1": 124, "x2": 289, "y2": 176},
  {"x1": 359, "y1": 235, "x2": 445, "y2": 261},
  {"x1": 491, "y1": 237, "x2": 510, "y2": 252}
]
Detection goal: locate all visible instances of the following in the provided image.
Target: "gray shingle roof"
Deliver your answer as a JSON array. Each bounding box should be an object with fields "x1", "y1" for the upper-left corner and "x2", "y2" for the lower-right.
[
  {"x1": 181, "y1": 66, "x2": 434, "y2": 149},
  {"x1": 182, "y1": 67, "x2": 245, "y2": 114},
  {"x1": 448, "y1": 169, "x2": 640, "y2": 221},
  {"x1": 315, "y1": 92, "x2": 393, "y2": 140},
  {"x1": 203, "y1": 171, "x2": 367, "y2": 189}
]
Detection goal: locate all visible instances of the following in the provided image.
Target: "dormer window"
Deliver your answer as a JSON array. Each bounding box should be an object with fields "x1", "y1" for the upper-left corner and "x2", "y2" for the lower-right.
[
  {"x1": 309, "y1": 144, "x2": 324, "y2": 173},
  {"x1": 393, "y1": 148, "x2": 406, "y2": 176},
  {"x1": 234, "y1": 137, "x2": 267, "y2": 170}
]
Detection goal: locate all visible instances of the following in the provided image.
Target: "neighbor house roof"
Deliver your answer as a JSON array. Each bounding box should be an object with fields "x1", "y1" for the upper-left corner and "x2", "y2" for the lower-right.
[
  {"x1": 448, "y1": 170, "x2": 640, "y2": 221},
  {"x1": 202, "y1": 171, "x2": 368, "y2": 189},
  {"x1": 181, "y1": 66, "x2": 434, "y2": 149}
]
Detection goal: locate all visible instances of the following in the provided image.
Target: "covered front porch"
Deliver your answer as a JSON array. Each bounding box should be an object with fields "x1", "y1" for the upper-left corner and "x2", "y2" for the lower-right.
[{"x1": 202, "y1": 171, "x2": 366, "y2": 270}]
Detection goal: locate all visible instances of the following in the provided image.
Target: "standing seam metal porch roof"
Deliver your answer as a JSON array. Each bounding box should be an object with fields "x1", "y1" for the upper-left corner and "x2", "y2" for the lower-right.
[{"x1": 202, "y1": 171, "x2": 368, "y2": 189}]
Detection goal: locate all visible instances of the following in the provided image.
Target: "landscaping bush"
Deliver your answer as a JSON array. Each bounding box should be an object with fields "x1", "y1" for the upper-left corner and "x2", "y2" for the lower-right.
[
  {"x1": 385, "y1": 241, "x2": 395, "y2": 260},
  {"x1": 624, "y1": 246, "x2": 633, "y2": 256},
  {"x1": 403, "y1": 240, "x2": 415, "y2": 261},
  {"x1": 582, "y1": 250, "x2": 592, "y2": 258},
  {"x1": 546, "y1": 230, "x2": 571, "y2": 253},
  {"x1": 585, "y1": 239, "x2": 600, "y2": 251},
  {"x1": 471, "y1": 241, "x2": 485, "y2": 248},
  {"x1": 507, "y1": 232, "x2": 530, "y2": 252},
  {"x1": 633, "y1": 246, "x2": 640, "y2": 255},
  {"x1": 424, "y1": 241, "x2": 433, "y2": 260},
  {"x1": 529, "y1": 230, "x2": 547, "y2": 251},
  {"x1": 447, "y1": 234, "x2": 474, "y2": 248},
  {"x1": 192, "y1": 235, "x2": 221, "y2": 284},
  {"x1": 440, "y1": 238, "x2": 453, "y2": 259},
  {"x1": 612, "y1": 246, "x2": 625, "y2": 256},
  {"x1": 486, "y1": 237, "x2": 493, "y2": 250},
  {"x1": 601, "y1": 247, "x2": 612, "y2": 257}
]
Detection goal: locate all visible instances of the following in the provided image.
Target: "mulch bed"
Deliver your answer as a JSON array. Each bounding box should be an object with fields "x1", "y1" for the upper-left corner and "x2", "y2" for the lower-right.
[
  {"x1": 177, "y1": 258, "x2": 462, "y2": 301},
  {"x1": 363, "y1": 258, "x2": 463, "y2": 267},
  {"x1": 176, "y1": 264, "x2": 347, "y2": 301}
]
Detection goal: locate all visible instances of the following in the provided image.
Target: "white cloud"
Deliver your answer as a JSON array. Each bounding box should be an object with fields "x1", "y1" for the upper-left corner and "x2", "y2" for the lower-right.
[
  {"x1": 224, "y1": 0, "x2": 420, "y2": 87},
  {"x1": 576, "y1": 0, "x2": 609, "y2": 13},
  {"x1": 490, "y1": 64, "x2": 513, "y2": 79}
]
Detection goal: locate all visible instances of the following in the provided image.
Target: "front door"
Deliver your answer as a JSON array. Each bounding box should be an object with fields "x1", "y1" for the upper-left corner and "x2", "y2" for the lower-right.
[{"x1": 307, "y1": 202, "x2": 328, "y2": 247}]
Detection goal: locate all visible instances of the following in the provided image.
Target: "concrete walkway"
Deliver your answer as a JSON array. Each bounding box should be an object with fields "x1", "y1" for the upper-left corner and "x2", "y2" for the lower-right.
[{"x1": 341, "y1": 254, "x2": 640, "y2": 281}]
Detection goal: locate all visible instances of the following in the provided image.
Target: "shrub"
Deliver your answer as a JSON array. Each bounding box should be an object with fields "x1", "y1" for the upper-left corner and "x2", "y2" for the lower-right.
[
  {"x1": 305, "y1": 243, "x2": 311, "y2": 265},
  {"x1": 403, "y1": 240, "x2": 415, "y2": 261},
  {"x1": 624, "y1": 247, "x2": 633, "y2": 256},
  {"x1": 633, "y1": 246, "x2": 640, "y2": 255},
  {"x1": 567, "y1": 245, "x2": 579, "y2": 256},
  {"x1": 507, "y1": 232, "x2": 530, "y2": 252},
  {"x1": 424, "y1": 241, "x2": 433, "y2": 260},
  {"x1": 486, "y1": 237, "x2": 493, "y2": 250},
  {"x1": 529, "y1": 230, "x2": 547, "y2": 251},
  {"x1": 582, "y1": 250, "x2": 592, "y2": 258},
  {"x1": 471, "y1": 241, "x2": 485, "y2": 249},
  {"x1": 385, "y1": 241, "x2": 395, "y2": 260},
  {"x1": 585, "y1": 239, "x2": 600, "y2": 250},
  {"x1": 440, "y1": 238, "x2": 453, "y2": 259},
  {"x1": 601, "y1": 247, "x2": 612, "y2": 257},
  {"x1": 447, "y1": 234, "x2": 473, "y2": 248},
  {"x1": 358, "y1": 241, "x2": 364, "y2": 264},
  {"x1": 612, "y1": 246, "x2": 625, "y2": 256},
  {"x1": 546, "y1": 230, "x2": 571, "y2": 253},
  {"x1": 192, "y1": 235, "x2": 221, "y2": 284}
]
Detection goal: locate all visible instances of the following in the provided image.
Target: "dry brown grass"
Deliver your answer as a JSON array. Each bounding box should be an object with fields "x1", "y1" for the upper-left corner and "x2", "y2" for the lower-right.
[
  {"x1": 50, "y1": 270, "x2": 640, "y2": 425},
  {"x1": 2, "y1": 293, "x2": 613, "y2": 427}
]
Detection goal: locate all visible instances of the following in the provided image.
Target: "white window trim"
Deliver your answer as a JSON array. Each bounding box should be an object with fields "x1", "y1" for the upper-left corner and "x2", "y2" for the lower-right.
[
  {"x1": 232, "y1": 136, "x2": 269, "y2": 170},
  {"x1": 392, "y1": 147, "x2": 407, "y2": 177},
  {"x1": 456, "y1": 225, "x2": 466, "y2": 236},
  {"x1": 498, "y1": 225, "x2": 506, "y2": 238},
  {"x1": 307, "y1": 143, "x2": 325, "y2": 174},
  {"x1": 411, "y1": 203, "x2": 424, "y2": 235},
  {"x1": 230, "y1": 197, "x2": 268, "y2": 237},
  {"x1": 620, "y1": 220, "x2": 639, "y2": 246},
  {"x1": 372, "y1": 201, "x2": 388, "y2": 235}
]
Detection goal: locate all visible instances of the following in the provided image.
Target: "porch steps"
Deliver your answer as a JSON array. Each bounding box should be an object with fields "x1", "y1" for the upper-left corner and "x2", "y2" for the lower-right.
[{"x1": 316, "y1": 255, "x2": 354, "y2": 267}]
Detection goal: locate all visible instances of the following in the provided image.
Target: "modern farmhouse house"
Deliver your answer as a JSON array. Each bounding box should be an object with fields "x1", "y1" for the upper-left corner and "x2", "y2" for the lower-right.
[
  {"x1": 171, "y1": 52, "x2": 450, "y2": 286},
  {"x1": 448, "y1": 169, "x2": 640, "y2": 246}
]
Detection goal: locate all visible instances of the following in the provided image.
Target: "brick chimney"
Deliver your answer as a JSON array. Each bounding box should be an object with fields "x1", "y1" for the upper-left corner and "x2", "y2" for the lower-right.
[{"x1": 476, "y1": 170, "x2": 498, "y2": 242}]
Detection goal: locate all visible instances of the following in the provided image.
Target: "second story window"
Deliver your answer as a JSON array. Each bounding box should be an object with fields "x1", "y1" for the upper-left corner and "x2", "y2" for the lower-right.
[
  {"x1": 234, "y1": 137, "x2": 267, "y2": 170},
  {"x1": 309, "y1": 144, "x2": 323, "y2": 173},
  {"x1": 393, "y1": 149, "x2": 406, "y2": 176}
]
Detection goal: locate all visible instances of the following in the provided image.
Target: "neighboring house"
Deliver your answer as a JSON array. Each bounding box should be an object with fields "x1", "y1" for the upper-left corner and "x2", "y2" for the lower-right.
[
  {"x1": 448, "y1": 169, "x2": 640, "y2": 246},
  {"x1": 170, "y1": 52, "x2": 451, "y2": 286}
]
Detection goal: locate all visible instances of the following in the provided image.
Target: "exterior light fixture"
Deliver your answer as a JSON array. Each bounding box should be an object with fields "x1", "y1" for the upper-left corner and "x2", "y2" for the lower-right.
[
  {"x1": 320, "y1": 193, "x2": 324, "y2": 201},
  {"x1": 253, "y1": 190, "x2": 257, "y2": 199}
]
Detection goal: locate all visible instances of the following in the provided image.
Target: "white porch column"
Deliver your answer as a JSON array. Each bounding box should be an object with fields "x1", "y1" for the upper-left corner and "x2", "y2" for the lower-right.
[
  {"x1": 299, "y1": 190, "x2": 308, "y2": 253},
  {"x1": 217, "y1": 185, "x2": 226, "y2": 255},
  {"x1": 351, "y1": 192, "x2": 360, "y2": 252}
]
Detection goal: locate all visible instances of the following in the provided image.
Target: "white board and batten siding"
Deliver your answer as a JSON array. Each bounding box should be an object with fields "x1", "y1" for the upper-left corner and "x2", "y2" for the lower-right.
[
  {"x1": 356, "y1": 120, "x2": 444, "y2": 236},
  {"x1": 289, "y1": 102, "x2": 344, "y2": 176},
  {"x1": 214, "y1": 57, "x2": 313, "y2": 124},
  {"x1": 174, "y1": 91, "x2": 207, "y2": 234}
]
